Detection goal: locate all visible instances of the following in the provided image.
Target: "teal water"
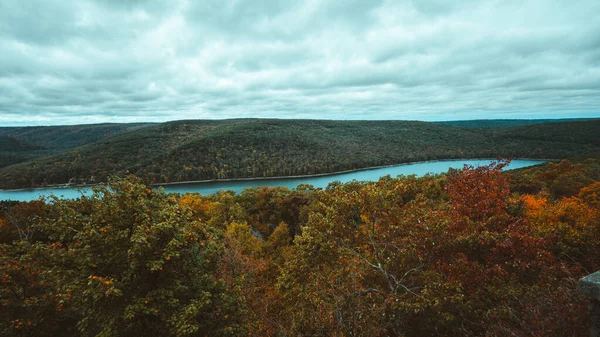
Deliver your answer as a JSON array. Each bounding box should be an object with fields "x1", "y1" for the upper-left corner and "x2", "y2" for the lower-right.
[{"x1": 0, "y1": 159, "x2": 546, "y2": 201}]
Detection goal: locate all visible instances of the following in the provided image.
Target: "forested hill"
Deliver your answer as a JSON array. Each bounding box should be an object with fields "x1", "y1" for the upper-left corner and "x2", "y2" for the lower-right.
[
  {"x1": 434, "y1": 118, "x2": 597, "y2": 128},
  {"x1": 0, "y1": 123, "x2": 153, "y2": 168},
  {"x1": 0, "y1": 119, "x2": 599, "y2": 189}
]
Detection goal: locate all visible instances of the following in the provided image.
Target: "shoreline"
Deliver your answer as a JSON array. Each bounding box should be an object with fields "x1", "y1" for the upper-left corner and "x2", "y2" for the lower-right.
[
  {"x1": 151, "y1": 157, "x2": 554, "y2": 187},
  {"x1": 0, "y1": 157, "x2": 554, "y2": 193}
]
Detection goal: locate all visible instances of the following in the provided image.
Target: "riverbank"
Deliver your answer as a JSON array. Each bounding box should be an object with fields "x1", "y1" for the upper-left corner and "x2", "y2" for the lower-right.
[
  {"x1": 0, "y1": 157, "x2": 555, "y2": 192},
  {"x1": 151, "y1": 157, "x2": 555, "y2": 187}
]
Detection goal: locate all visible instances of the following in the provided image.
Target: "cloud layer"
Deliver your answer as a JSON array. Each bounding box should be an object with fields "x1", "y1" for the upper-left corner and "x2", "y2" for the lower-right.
[{"x1": 1, "y1": 0, "x2": 599, "y2": 125}]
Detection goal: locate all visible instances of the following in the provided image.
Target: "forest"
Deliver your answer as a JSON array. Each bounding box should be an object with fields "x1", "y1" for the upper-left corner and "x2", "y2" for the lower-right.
[
  {"x1": 0, "y1": 123, "x2": 152, "y2": 170},
  {"x1": 0, "y1": 119, "x2": 599, "y2": 189},
  {"x1": 434, "y1": 118, "x2": 596, "y2": 128},
  {"x1": 1, "y1": 153, "x2": 599, "y2": 336}
]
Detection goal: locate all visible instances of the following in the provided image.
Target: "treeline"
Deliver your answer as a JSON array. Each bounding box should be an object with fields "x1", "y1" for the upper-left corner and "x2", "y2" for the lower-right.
[
  {"x1": 1, "y1": 119, "x2": 600, "y2": 189},
  {"x1": 434, "y1": 118, "x2": 597, "y2": 128},
  {"x1": 1, "y1": 154, "x2": 599, "y2": 336}
]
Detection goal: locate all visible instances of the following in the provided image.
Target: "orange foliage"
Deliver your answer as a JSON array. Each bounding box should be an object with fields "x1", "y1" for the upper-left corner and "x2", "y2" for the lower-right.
[
  {"x1": 579, "y1": 181, "x2": 600, "y2": 208},
  {"x1": 521, "y1": 194, "x2": 548, "y2": 215}
]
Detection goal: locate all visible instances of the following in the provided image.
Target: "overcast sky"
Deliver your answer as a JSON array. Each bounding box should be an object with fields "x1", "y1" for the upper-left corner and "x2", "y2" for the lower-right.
[{"x1": 1, "y1": 0, "x2": 599, "y2": 125}]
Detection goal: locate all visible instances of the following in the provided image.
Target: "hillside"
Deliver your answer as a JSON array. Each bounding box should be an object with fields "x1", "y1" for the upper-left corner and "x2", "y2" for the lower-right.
[
  {"x1": 0, "y1": 119, "x2": 599, "y2": 189},
  {"x1": 434, "y1": 118, "x2": 597, "y2": 128},
  {"x1": 0, "y1": 135, "x2": 48, "y2": 168},
  {"x1": 0, "y1": 123, "x2": 153, "y2": 168},
  {"x1": 0, "y1": 136, "x2": 44, "y2": 152}
]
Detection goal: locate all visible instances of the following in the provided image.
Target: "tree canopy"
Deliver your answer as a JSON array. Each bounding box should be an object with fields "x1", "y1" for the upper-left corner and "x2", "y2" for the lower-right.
[{"x1": 2, "y1": 154, "x2": 600, "y2": 336}]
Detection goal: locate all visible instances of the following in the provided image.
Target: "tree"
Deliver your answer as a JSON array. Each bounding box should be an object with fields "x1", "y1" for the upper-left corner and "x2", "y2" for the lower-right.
[
  {"x1": 446, "y1": 160, "x2": 511, "y2": 223},
  {"x1": 2, "y1": 176, "x2": 243, "y2": 337}
]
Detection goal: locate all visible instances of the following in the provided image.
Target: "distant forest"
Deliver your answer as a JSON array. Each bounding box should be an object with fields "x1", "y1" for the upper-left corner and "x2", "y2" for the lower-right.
[
  {"x1": 0, "y1": 123, "x2": 152, "y2": 169},
  {"x1": 0, "y1": 119, "x2": 599, "y2": 189},
  {"x1": 434, "y1": 117, "x2": 598, "y2": 128}
]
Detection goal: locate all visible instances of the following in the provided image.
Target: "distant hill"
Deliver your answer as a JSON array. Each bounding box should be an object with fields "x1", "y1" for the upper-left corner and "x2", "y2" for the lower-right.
[
  {"x1": 0, "y1": 135, "x2": 48, "y2": 168},
  {"x1": 434, "y1": 118, "x2": 599, "y2": 128},
  {"x1": 1, "y1": 119, "x2": 599, "y2": 189},
  {"x1": 0, "y1": 135, "x2": 44, "y2": 152},
  {"x1": 0, "y1": 123, "x2": 153, "y2": 168},
  {"x1": 0, "y1": 123, "x2": 154, "y2": 150}
]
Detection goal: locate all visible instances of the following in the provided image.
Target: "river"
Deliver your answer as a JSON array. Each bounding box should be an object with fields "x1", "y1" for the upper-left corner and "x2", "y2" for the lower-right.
[{"x1": 0, "y1": 159, "x2": 546, "y2": 201}]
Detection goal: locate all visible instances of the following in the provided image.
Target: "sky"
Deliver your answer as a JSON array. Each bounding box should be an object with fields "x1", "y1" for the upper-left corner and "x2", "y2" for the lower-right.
[{"x1": 1, "y1": 0, "x2": 599, "y2": 126}]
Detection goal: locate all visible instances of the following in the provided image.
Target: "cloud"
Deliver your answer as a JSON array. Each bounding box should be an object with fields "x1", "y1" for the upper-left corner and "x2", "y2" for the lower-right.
[{"x1": 0, "y1": 0, "x2": 599, "y2": 125}]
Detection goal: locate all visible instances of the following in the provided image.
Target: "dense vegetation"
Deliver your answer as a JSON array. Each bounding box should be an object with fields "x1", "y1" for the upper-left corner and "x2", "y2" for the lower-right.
[
  {"x1": 435, "y1": 118, "x2": 597, "y2": 128},
  {"x1": 1, "y1": 119, "x2": 599, "y2": 189},
  {"x1": 0, "y1": 123, "x2": 152, "y2": 169},
  {"x1": 0, "y1": 136, "x2": 47, "y2": 169},
  {"x1": 1, "y1": 154, "x2": 599, "y2": 336}
]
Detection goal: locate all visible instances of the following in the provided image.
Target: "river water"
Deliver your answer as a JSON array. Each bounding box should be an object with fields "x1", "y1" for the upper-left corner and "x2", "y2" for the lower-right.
[{"x1": 0, "y1": 159, "x2": 546, "y2": 201}]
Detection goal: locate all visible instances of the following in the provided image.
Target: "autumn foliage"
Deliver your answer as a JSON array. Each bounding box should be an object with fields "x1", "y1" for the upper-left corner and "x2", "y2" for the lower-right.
[{"x1": 2, "y1": 155, "x2": 600, "y2": 336}]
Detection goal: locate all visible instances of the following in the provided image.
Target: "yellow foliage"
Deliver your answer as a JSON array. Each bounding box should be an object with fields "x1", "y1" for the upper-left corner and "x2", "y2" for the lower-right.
[
  {"x1": 524, "y1": 191, "x2": 597, "y2": 238},
  {"x1": 225, "y1": 221, "x2": 263, "y2": 255},
  {"x1": 179, "y1": 194, "x2": 218, "y2": 219}
]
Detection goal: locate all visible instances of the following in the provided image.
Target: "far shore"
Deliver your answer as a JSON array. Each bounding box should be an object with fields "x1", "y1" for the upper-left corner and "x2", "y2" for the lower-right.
[
  {"x1": 0, "y1": 157, "x2": 554, "y2": 193},
  {"x1": 151, "y1": 157, "x2": 553, "y2": 187}
]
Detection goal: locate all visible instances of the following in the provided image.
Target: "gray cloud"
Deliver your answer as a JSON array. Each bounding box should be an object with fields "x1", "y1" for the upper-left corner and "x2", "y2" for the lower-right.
[{"x1": 0, "y1": 0, "x2": 599, "y2": 126}]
